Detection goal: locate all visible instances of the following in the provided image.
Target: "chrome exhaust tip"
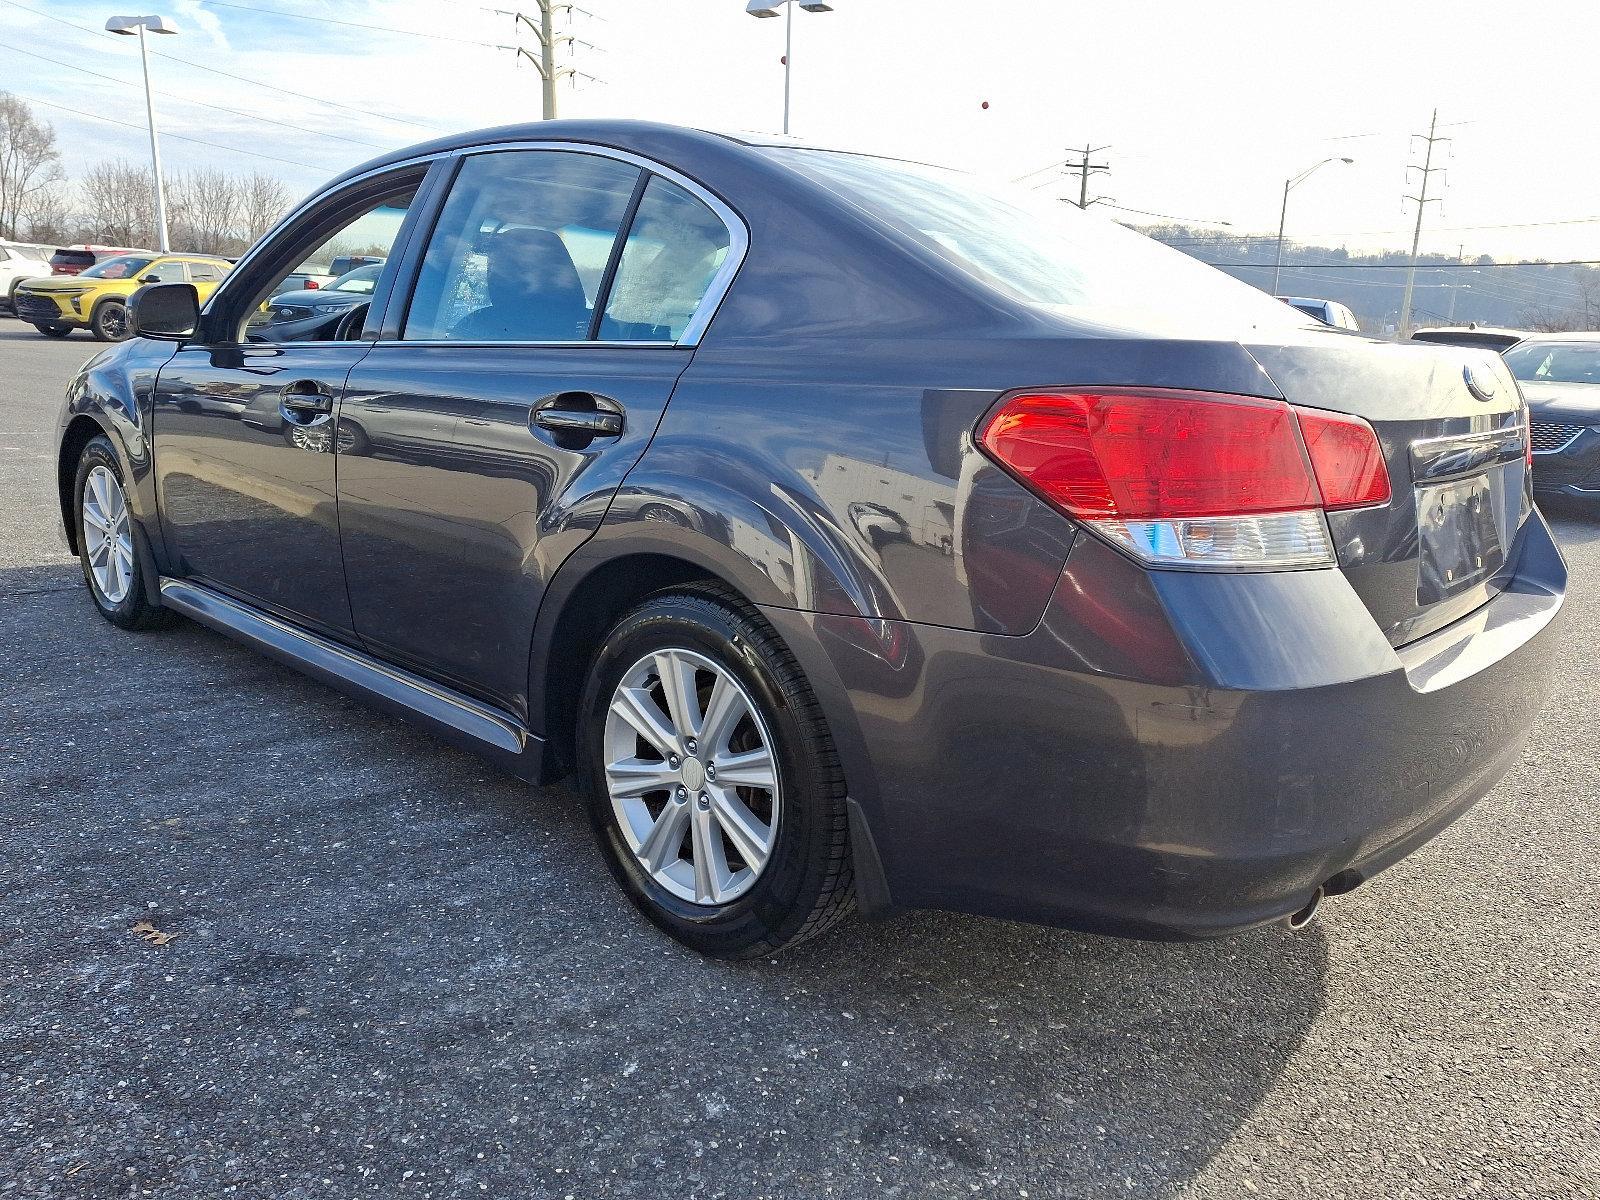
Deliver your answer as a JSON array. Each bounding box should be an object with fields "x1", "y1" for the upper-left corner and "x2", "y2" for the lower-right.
[{"x1": 1283, "y1": 886, "x2": 1324, "y2": 932}]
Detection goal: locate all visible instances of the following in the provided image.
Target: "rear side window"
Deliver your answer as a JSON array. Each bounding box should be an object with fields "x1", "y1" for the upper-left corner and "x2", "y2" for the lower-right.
[
  {"x1": 600, "y1": 177, "x2": 731, "y2": 342},
  {"x1": 148, "y1": 261, "x2": 187, "y2": 283},
  {"x1": 404, "y1": 150, "x2": 641, "y2": 343},
  {"x1": 189, "y1": 261, "x2": 225, "y2": 282}
]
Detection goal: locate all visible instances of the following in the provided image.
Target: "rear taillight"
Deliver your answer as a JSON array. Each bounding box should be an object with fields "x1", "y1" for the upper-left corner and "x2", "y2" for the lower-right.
[
  {"x1": 305, "y1": 279, "x2": 320, "y2": 289},
  {"x1": 978, "y1": 389, "x2": 1391, "y2": 569}
]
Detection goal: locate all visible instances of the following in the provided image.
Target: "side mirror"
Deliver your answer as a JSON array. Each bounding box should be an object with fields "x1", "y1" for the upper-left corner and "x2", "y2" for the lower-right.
[
  {"x1": 129, "y1": 282, "x2": 200, "y2": 341},
  {"x1": 139, "y1": 272, "x2": 162, "y2": 284}
]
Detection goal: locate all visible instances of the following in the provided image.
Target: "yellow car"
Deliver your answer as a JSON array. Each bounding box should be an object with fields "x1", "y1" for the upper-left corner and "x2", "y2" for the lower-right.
[{"x1": 14, "y1": 253, "x2": 232, "y2": 341}]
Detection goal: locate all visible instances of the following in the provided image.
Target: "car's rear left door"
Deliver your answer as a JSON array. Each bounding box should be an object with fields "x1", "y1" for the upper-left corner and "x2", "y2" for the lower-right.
[{"x1": 336, "y1": 145, "x2": 743, "y2": 712}]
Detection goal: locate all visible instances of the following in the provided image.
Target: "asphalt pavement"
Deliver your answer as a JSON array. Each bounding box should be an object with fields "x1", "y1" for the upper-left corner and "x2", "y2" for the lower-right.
[{"x1": 2, "y1": 321, "x2": 1597, "y2": 1199}]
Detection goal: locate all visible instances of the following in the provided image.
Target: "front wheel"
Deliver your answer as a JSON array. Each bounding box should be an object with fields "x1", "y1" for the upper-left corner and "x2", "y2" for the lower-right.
[
  {"x1": 74, "y1": 437, "x2": 173, "y2": 630},
  {"x1": 578, "y1": 586, "x2": 855, "y2": 958},
  {"x1": 91, "y1": 301, "x2": 130, "y2": 342},
  {"x1": 34, "y1": 323, "x2": 71, "y2": 338}
]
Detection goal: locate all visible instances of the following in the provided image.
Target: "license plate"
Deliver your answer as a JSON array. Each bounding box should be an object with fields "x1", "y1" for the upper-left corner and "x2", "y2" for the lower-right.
[{"x1": 1417, "y1": 476, "x2": 1504, "y2": 605}]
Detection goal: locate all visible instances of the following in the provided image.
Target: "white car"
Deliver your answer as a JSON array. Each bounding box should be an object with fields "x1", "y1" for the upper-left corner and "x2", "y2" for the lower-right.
[{"x1": 0, "y1": 241, "x2": 53, "y2": 312}]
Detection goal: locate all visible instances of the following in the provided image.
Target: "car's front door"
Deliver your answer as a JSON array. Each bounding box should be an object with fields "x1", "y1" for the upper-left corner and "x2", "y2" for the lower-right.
[
  {"x1": 336, "y1": 147, "x2": 741, "y2": 712},
  {"x1": 151, "y1": 165, "x2": 436, "y2": 638}
]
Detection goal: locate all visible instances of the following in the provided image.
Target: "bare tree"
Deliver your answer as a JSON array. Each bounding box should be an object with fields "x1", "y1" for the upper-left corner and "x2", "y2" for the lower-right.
[
  {"x1": 0, "y1": 92, "x2": 65, "y2": 239},
  {"x1": 80, "y1": 159, "x2": 158, "y2": 247},
  {"x1": 170, "y1": 167, "x2": 240, "y2": 254},
  {"x1": 239, "y1": 172, "x2": 292, "y2": 245},
  {"x1": 21, "y1": 181, "x2": 72, "y2": 244}
]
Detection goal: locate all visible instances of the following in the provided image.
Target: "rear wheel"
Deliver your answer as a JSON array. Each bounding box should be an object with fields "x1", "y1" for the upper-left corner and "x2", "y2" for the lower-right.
[
  {"x1": 34, "y1": 323, "x2": 71, "y2": 338},
  {"x1": 578, "y1": 586, "x2": 854, "y2": 957},
  {"x1": 91, "y1": 300, "x2": 130, "y2": 342},
  {"x1": 74, "y1": 437, "x2": 172, "y2": 630}
]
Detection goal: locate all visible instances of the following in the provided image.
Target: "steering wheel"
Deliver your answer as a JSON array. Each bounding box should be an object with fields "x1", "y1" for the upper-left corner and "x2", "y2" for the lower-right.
[{"x1": 333, "y1": 301, "x2": 371, "y2": 342}]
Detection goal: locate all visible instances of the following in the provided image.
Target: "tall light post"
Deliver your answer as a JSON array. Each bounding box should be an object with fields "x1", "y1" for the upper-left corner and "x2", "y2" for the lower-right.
[
  {"x1": 746, "y1": 0, "x2": 834, "y2": 136},
  {"x1": 106, "y1": 15, "x2": 179, "y2": 252},
  {"x1": 1271, "y1": 156, "x2": 1353, "y2": 297}
]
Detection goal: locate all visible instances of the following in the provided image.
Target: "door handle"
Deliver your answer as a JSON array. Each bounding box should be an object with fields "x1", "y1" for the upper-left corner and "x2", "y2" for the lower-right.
[
  {"x1": 281, "y1": 388, "x2": 333, "y2": 416},
  {"x1": 532, "y1": 404, "x2": 623, "y2": 438}
]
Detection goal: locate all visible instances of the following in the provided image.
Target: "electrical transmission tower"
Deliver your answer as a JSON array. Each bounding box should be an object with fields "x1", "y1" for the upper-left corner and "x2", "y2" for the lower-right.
[
  {"x1": 496, "y1": 3, "x2": 602, "y2": 120},
  {"x1": 1063, "y1": 144, "x2": 1111, "y2": 210},
  {"x1": 1398, "y1": 109, "x2": 1449, "y2": 336}
]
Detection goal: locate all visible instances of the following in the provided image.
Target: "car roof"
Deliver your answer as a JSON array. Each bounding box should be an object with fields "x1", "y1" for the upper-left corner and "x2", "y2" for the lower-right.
[{"x1": 1509, "y1": 331, "x2": 1600, "y2": 343}]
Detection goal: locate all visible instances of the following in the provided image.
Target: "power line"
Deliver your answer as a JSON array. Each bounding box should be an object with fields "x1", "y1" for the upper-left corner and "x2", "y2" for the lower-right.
[
  {"x1": 0, "y1": 0, "x2": 448, "y2": 134},
  {"x1": 7, "y1": 90, "x2": 329, "y2": 169},
  {"x1": 1201, "y1": 259, "x2": 1600, "y2": 269},
  {"x1": 189, "y1": 0, "x2": 508, "y2": 48},
  {"x1": 0, "y1": 40, "x2": 391, "y2": 153}
]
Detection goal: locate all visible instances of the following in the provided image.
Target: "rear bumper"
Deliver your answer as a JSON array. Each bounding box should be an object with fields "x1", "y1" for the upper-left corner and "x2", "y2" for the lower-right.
[{"x1": 764, "y1": 511, "x2": 1567, "y2": 940}]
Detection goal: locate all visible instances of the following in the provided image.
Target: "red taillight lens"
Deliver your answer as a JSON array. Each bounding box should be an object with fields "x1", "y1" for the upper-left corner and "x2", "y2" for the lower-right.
[
  {"x1": 305, "y1": 279, "x2": 320, "y2": 289},
  {"x1": 978, "y1": 388, "x2": 1392, "y2": 570},
  {"x1": 1292, "y1": 407, "x2": 1391, "y2": 509},
  {"x1": 978, "y1": 390, "x2": 1320, "y2": 520}
]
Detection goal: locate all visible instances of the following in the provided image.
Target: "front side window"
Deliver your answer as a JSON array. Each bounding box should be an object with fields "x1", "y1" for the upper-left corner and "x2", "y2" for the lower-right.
[
  {"x1": 241, "y1": 184, "x2": 416, "y2": 344},
  {"x1": 404, "y1": 150, "x2": 640, "y2": 343},
  {"x1": 600, "y1": 177, "x2": 732, "y2": 342}
]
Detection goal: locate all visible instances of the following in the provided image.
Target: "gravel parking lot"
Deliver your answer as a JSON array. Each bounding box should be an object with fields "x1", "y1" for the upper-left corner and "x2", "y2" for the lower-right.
[{"x1": 2, "y1": 322, "x2": 1597, "y2": 1199}]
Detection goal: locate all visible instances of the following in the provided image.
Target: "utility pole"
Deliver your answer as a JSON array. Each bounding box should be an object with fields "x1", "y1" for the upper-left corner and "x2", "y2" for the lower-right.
[
  {"x1": 1447, "y1": 242, "x2": 1465, "y2": 322},
  {"x1": 1063, "y1": 144, "x2": 1111, "y2": 210},
  {"x1": 1398, "y1": 108, "x2": 1448, "y2": 337},
  {"x1": 501, "y1": 2, "x2": 601, "y2": 119}
]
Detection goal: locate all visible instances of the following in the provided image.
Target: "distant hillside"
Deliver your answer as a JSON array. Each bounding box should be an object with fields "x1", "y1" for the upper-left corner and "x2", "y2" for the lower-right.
[{"x1": 1137, "y1": 224, "x2": 1600, "y2": 335}]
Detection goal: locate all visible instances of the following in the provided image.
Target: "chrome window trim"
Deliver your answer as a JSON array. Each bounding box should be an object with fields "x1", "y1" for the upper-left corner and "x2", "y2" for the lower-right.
[
  {"x1": 396, "y1": 140, "x2": 748, "y2": 350},
  {"x1": 368, "y1": 340, "x2": 686, "y2": 351}
]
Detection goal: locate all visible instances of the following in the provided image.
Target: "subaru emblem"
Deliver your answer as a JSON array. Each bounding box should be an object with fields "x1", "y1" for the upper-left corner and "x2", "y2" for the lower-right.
[{"x1": 1463, "y1": 362, "x2": 1498, "y2": 403}]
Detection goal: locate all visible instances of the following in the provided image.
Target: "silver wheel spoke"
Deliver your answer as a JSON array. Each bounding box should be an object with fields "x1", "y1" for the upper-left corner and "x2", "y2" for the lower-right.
[
  {"x1": 605, "y1": 758, "x2": 680, "y2": 799},
  {"x1": 610, "y1": 686, "x2": 678, "y2": 759},
  {"x1": 82, "y1": 466, "x2": 133, "y2": 603},
  {"x1": 699, "y1": 673, "x2": 748, "y2": 756},
  {"x1": 653, "y1": 650, "x2": 702, "y2": 742},
  {"x1": 637, "y1": 801, "x2": 691, "y2": 874},
  {"x1": 690, "y1": 803, "x2": 729, "y2": 903},
  {"x1": 713, "y1": 746, "x2": 776, "y2": 792},
  {"x1": 709, "y1": 787, "x2": 772, "y2": 872}
]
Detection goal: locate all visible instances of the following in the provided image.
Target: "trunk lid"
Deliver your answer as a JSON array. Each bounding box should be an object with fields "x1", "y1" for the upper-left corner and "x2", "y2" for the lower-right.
[{"x1": 1245, "y1": 337, "x2": 1531, "y2": 647}]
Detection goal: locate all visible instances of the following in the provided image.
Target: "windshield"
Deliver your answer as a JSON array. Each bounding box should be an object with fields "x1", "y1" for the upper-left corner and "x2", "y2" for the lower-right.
[
  {"x1": 767, "y1": 148, "x2": 1304, "y2": 333},
  {"x1": 329, "y1": 264, "x2": 382, "y2": 294},
  {"x1": 1504, "y1": 341, "x2": 1600, "y2": 386},
  {"x1": 79, "y1": 255, "x2": 154, "y2": 280}
]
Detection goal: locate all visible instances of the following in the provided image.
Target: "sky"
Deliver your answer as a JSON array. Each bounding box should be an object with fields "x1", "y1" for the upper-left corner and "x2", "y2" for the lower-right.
[{"x1": 2, "y1": 0, "x2": 1599, "y2": 262}]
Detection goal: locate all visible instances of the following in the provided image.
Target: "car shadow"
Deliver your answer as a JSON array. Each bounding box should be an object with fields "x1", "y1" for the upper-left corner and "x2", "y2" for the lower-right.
[{"x1": 4, "y1": 561, "x2": 1327, "y2": 1197}]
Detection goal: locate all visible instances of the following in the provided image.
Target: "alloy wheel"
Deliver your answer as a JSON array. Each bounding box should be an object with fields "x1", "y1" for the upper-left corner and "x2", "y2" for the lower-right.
[
  {"x1": 82, "y1": 465, "x2": 134, "y2": 604},
  {"x1": 603, "y1": 647, "x2": 780, "y2": 905}
]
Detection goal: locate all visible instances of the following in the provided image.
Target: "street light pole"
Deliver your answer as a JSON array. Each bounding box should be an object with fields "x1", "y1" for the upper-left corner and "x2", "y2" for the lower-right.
[
  {"x1": 1272, "y1": 155, "x2": 1354, "y2": 297},
  {"x1": 747, "y1": 1, "x2": 833, "y2": 136},
  {"x1": 106, "y1": 15, "x2": 178, "y2": 253}
]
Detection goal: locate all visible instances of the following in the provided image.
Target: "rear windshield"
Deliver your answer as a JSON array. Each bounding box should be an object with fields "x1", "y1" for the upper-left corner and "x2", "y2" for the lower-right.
[
  {"x1": 51, "y1": 250, "x2": 95, "y2": 267},
  {"x1": 1504, "y1": 342, "x2": 1600, "y2": 386},
  {"x1": 766, "y1": 148, "x2": 1303, "y2": 332}
]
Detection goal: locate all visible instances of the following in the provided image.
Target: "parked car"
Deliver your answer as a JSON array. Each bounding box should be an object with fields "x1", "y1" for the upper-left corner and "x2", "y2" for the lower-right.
[
  {"x1": 0, "y1": 240, "x2": 52, "y2": 312},
  {"x1": 1281, "y1": 295, "x2": 1361, "y2": 331},
  {"x1": 249, "y1": 263, "x2": 385, "y2": 342},
  {"x1": 14, "y1": 253, "x2": 231, "y2": 340},
  {"x1": 1411, "y1": 324, "x2": 1529, "y2": 350},
  {"x1": 46, "y1": 245, "x2": 152, "y2": 276},
  {"x1": 57, "y1": 121, "x2": 1565, "y2": 959},
  {"x1": 329, "y1": 253, "x2": 385, "y2": 277},
  {"x1": 1503, "y1": 333, "x2": 1600, "y2": 500}
]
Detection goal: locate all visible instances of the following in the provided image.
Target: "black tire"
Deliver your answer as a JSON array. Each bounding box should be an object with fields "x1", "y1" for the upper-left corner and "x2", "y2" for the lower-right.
[
  {"x1": 73, "y1": 436, "x2": 174, "y2": 631},
  {"x1": 34, "y1": 323, "x2": 71, "y2": 338},
  {"x1": 577, "y1": 585, "x2": 854, "y2": 958},
  {"x1": 91, "y1": 300, "x2": 130, "y2": 342}
]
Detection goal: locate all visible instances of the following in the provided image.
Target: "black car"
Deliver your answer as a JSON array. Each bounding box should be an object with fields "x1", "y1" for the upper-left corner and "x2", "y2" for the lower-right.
[
  {"x1": 1506, "y1": 333, "x2": 1600, "y2": 499},
  {"x1": 252, "y1": 263, "x2": 385, "y2": 341},
  {"x1": 55, "y1": 121, "x2": 1566, "y2": 958}
]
